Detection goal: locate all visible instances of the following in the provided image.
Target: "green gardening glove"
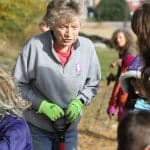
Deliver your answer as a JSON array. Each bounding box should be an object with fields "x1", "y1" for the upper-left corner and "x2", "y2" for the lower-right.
[
  {"x1": 66, "y1": 98, "x2": 84, "y2": 123},
  {"x1": 38, "y1": 100, "x2": 64, "y2": 121}
]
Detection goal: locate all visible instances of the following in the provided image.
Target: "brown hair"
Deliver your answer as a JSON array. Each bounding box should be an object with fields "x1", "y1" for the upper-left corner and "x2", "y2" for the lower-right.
[
  {"x1": 117, "y1": 111, "x2": 150, "y2": 150},
  {"x1": 141, "y1": 67, "x2": 150, "y2": 100},
  {"x1": 111, "y1": 29, "x2": 136, "y2": 57},
  {"x1": 39, "y1": 19, "x2": 48, "y2": 27},
  {"x1": 131, "y1": 3, "x2": 150, "y2": 68}
]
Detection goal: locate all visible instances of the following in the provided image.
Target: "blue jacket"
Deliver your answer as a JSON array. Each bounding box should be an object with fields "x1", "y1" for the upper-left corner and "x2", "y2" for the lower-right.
[{"x1": 0, "y1": 113, "x2": 33, "y2": 150}]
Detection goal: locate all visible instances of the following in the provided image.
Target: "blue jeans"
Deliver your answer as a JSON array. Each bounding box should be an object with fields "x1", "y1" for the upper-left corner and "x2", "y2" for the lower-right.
[{"x1": 28, "y1": 123, "x2": 77, "y2": 150}]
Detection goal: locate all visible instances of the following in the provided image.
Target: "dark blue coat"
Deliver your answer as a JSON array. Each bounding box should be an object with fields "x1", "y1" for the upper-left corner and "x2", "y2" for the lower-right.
[{"x1": 0, "y1": 113, "x2": 33, "y2": 150}]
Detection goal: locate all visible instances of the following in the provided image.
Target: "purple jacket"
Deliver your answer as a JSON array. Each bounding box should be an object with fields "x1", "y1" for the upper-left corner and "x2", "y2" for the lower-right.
[{"x1": 0, "y1": 113, "x2": 33, "y2": 150}]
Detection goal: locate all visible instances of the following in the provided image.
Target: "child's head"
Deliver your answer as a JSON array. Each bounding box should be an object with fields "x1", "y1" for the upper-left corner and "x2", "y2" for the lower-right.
[
  {"x1": 39, "y1": 19, "x2": 49, "y2": 32},
  {"x1": 117, "y1": 111, "x2": 150, "y2": 150},
  {"x1": 0, "y1": 67, "x2": 31, "y2": 116},
  {"x1": 129, "y1": 78, "x2": 143, "y2": 96},
  {"x1": 141, "y1": 67, "x2": 150, "y2": 100}
]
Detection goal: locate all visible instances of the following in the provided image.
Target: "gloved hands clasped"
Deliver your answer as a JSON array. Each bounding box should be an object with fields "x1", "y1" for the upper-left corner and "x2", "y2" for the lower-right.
[
  {"x1": 38, "y1": 100, "x2": 64, "y2": 121},
  {"x1": 38, "y1": 98, "x2": 84, "y2": 123},
  {"x1": 66, "y1": 98, "x2": 84, "y2": 123}
]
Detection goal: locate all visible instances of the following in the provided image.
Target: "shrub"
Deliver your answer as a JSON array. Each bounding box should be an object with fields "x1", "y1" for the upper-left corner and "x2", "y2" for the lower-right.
[{"x1": 95, "y1": 0, "x2": 131, "y2": 21}]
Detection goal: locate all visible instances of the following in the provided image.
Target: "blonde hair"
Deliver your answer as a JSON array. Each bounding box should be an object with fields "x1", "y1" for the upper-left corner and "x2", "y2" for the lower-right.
[{"x1": 0, "y1": 67, "x2": 31, "y2": 117}]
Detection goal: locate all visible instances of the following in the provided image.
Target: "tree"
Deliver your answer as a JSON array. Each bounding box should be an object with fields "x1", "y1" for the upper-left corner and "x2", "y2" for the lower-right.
[
  {"x1": 95, "y1": 0, "x2": 131, "y2": 21},
  {"x1": 0, "y1": 0, "x2": 49, "y2": 42}
]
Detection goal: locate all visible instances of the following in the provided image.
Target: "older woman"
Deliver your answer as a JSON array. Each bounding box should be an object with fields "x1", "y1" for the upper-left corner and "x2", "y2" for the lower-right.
[{"x1": 13, "y1": 0, "x2": 101, "y2": 149}]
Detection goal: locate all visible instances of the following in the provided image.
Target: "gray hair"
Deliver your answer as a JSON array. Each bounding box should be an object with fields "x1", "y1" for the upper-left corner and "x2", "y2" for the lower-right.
[
  {"x1": 0, "y1": 67, "x2": 31, "y2": 117},
  {"x1": 44, "y1": 0, "x2": 87, "y2": 28}
]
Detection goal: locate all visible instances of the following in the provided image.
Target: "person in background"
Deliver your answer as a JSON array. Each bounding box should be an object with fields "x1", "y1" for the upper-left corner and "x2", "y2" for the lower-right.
[
  {"x1": 12, "y1": 0, "x2": 101, "y2": 149},
  {"x1": 120, "y1": 55, "x2": 150, "y2": 111},
  {"x1": 131, "y1": 3, "x2": 150, "y2": 72},
  {"x1": 0, "y1": 67, "x2": 32, "y2": 150},
  {"x1": 131, "y1": 2, "x2": 150, "y2": 105},
  {"x1": 39, "y1": 18, "x2": 49, "y2": 32},
  {"x1": 117, "y1": 111, "x2": 150, "y2": 150},
  {"x1": 106, "y1": 29, "x2": 137, "y2": 121},
  {"x1": 118, "y1": 57, "x2": 150, "y2": 150}
]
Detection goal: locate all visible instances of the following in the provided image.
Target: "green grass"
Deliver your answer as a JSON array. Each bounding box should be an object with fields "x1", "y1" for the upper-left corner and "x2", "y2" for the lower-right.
[
  {"x1": 79, "y1": 46, "x2": 118, "y2": 128},
  {"x1": 96, "y1": 47, "x2": 118, "y2": 80}
]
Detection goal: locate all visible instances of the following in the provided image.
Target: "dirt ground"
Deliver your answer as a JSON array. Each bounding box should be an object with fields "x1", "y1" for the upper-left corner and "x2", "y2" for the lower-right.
[
  {"x1": 78, "y1": 23, "x2": 118, "y2": 150},
  {"x1": 78, "y1": 82, "x2": 118, "y2": 150},
  {"x1": 80, "y1": 22, "x2": 117, "y2": 39}
]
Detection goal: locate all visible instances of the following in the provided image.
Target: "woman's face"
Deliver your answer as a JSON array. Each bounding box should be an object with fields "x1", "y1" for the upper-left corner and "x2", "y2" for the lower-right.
[
  {"x1": 52, "y1": 17, "x2": 80, "y2": 50},
  {"x1": 116, "y1": 32, "x2": 127, "y2": 48}
]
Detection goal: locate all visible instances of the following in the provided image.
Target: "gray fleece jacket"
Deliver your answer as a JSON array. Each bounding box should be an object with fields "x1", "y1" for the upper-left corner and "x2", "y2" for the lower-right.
[{"x1": 13, "y1": 31, "x2": 101, "y2": 131}]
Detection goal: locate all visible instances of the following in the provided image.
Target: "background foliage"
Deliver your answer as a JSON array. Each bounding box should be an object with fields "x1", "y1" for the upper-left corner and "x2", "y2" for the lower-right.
[
  {"x1": 95, "y1": 0, "x2": 131, "y2": 21},
  {"x1": 0, "y1": 0, "x2": 131, "y2": 42},
  {"x1": 0, "y1": 0, "x2": 49, "y2": 43}
]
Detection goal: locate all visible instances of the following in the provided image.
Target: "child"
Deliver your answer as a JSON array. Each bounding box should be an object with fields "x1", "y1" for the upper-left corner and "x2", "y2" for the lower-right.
[
  {"x1": 107, "y1": 29, "x2": 136, "y2": 120},
  {"x1": 0, "y1": 67, "x2": 33, "y2": 150},
  {"x1": 117, "y1": 110, "x2": 150, "y2": 150},
  {"x1": 39, "y1": 18, "x2": 49, "y2": 32},
  {"x1": 141, "y1": 67, "x2": 150, "y2": 102},
  {"x1": 120, "y1": 55, "x2": 150, "y2": 111}
]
